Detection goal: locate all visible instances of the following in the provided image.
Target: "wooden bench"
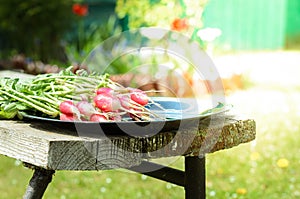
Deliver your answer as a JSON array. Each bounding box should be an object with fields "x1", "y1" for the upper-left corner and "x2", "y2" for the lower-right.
[{"x1": 0, "y1": 114, "x2": 255, "y2": 199}]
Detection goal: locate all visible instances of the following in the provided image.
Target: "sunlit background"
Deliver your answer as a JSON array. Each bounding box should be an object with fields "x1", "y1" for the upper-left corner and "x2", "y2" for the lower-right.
[{"x1": 0, "y1": 0, "x2": 299, "y2": 198}]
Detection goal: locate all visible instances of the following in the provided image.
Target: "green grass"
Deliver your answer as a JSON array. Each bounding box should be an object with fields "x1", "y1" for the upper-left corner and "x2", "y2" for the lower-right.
[{"x1": 1, "y1": 85, "x2": 300, "y2": 198}]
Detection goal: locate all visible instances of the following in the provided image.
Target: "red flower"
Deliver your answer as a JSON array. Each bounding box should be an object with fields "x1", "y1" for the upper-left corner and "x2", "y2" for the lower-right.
[
  {"x1": 171, "y1": 18, "x2": 189, "y2": 31},
  {"x1": 72, "y1": 3, "x2": 88, "y2": 17}
]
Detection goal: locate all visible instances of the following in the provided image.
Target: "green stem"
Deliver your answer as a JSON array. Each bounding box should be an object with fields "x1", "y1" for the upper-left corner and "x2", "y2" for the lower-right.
[
  {"x1": 2, "y1": 85, "x2": 59, "y2": 112},
  {"x1": 32, "y1": 75, "x2": 107, "y2": 85},
  {"x1": 30, "y1": 96, "x2": 59, "y2": 108},
  {"x1": 0, "y1": 90, "x2": 58, "y2": 117},
  {"x1": 47, "y1": 90, "x2": 74, "y2": 95},
  {"x1": 55, "y1": 80, "x2": 84, "y2": 89},
  {"x1": 43, "y1": 84, "x2": 73, "y2": 91},
  {"x1": 63, "y1": 95, "x2": 82, "y2": 101},
  {"x1": 44, "y1": 93, "x2": 61, "y2": 104}
]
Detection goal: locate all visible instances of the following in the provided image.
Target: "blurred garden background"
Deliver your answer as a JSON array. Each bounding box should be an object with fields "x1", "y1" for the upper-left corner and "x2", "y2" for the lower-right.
[{"x1": 0, "y1": 0, "x2": 300, "y2": 198}]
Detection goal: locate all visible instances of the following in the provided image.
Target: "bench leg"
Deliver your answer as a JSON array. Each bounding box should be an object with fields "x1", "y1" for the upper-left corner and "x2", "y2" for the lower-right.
[
  {"x1": 185, "y1": 156, "x2": 206, "y2": 199},
  {"x1": 23, "y1": 167, "x2": 55, "y2": 199},
  {"x1": 128, "y1": 156, "x2": 206, "y2": 199}
]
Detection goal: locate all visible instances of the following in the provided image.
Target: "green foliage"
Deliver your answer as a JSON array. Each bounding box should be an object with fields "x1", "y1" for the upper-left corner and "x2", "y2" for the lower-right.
[
  {"x1": 116, "y1": 0, "x2": 182, "y2": 29},
  {"x1": 0, "y1": 0, "x2": 75, "y2": 63},
  {"x1": 65, "y1": 15, "x2": 123, "y2": 66},
  {"x1": 115, "y1": 0, "x2": 207, "y2": 34}
]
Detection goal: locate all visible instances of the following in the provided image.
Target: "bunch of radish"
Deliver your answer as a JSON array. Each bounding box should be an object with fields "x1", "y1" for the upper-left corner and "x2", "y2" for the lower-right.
[
  {"x1": 0, "y1": 66, "x2": 165, "y2": 121},
  {"x1": 59, "y1": 87, "x2": 157, "y2": 122}
]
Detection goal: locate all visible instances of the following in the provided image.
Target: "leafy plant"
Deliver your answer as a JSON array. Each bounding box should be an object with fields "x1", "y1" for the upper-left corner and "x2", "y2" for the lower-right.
[
  {"x1": 115, "y1": 0, "x2": 208, "y2": 40},
  {"x1": 0, "y1": 0, "x2": 75, "y2": 63},
  {"x1": 65, "y1": 15, "x2": 123, "y2": 67}
]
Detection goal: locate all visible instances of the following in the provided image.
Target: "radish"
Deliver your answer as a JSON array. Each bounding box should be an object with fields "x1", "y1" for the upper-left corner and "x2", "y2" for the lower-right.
[
  {"x1": 129, "y1": 88, "x2": 149, "y2": 106},
  {"x1": 59, "y1": 100, "x2": 81, "y2": 117},
  {"x1": 76, "y1": 101, "x2": 97, "y2": 117},
  {"x1": 129, "y1": 112, "x2": 142, "y2": 121},
  {"x1": 94, "y1": 93, "x2": 121, "y2": 112},
  {"x1": 127, "y1": 107, "x2": 143, "y2": 120},
  {"x1": 118, "y1": 95, "x2": 131, "y2": 109},
  {"x1": 108, "y1": 110, "x2": 123, "y2": 121},
  {"x1": 96, "y1": 87, "x2": 114, "y2": 95},
  {"x1": 110, "y1": 115, "x2": 122, "y2": 121},
  {"x1": 90, "y1": 113, "x2": 108, "y2": 122},
  {"x1": 60, "y1": 113, "x2": 80, "y2": 121},
  {"x1": 80, "y1": 94, "x2": 89, "y2": 102}
]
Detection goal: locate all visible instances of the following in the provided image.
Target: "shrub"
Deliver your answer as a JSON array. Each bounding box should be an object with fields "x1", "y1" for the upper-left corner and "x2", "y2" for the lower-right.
[{"x1": 0, "y1": 0, "x2": 75, "y2": 63}]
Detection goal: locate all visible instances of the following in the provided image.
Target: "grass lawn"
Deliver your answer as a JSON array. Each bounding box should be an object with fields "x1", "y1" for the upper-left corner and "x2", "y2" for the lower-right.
[{"x1": 0, "y1": 52, "x2": 299, "y2": 198}]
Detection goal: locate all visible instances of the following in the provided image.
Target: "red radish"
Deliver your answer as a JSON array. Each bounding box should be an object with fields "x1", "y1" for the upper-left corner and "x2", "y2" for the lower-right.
[
  {"x1": 130, "y1": 88, "x2": 149, "y2": 106},
  {"x1": 76, "y1": 101, "x2": 96, "y2": 117},
  {"x1": 80, "y1": 94, "x2": 88, "y2": 102},
  {"x1": 90, "y1": 114, "x2": 108, "y2": 122},
  {"x1": 60, "y1": 113, "x2": 80, "y2": 121},
  {"x1": 110, "y1": 115, "x2": 122, "y2": 121},
  {"x1": 59, "y1": 100, "x2": 80, "y2": 117},
  {"x1": 109, "y1": 110, "x2": 123, "y2": 121},
  {"x1": 128, "y1": 107, "x2": 143, "y2": 120},
  {"x1": 118, "y1": 95, "x2": 131, "y2": 109},
  {"x1": 129, "y1": 112, "x2": 142, "y2": 121},
  {"x1": 96, "y1": 87, "x2": 113, "y2": 95},
  {"x1": 94, "y1": 93, "x2": 121, "y2": 112}
]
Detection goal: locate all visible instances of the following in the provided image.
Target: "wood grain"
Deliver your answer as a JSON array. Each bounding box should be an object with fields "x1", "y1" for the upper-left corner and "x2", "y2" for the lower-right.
[{"x1": 0, "y1": 115, "x2": 255, "y2": 170}]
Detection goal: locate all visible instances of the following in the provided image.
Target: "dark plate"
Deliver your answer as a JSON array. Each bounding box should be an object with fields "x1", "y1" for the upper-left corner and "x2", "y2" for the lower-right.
[{"x1": 21, "y1": 97, "x2": 230, "y2": 137}]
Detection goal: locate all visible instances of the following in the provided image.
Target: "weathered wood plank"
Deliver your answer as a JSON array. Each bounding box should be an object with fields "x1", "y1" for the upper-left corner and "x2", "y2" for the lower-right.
[
  {"x1": 0, "y1": 115, "x2": 255, "y2": 170},
  {"x1": 0, "y1": 70, "x2": 33, "y2": 79},
  {"x1": 0, "y1": 121, "x2": 143, "y2": 170}
]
